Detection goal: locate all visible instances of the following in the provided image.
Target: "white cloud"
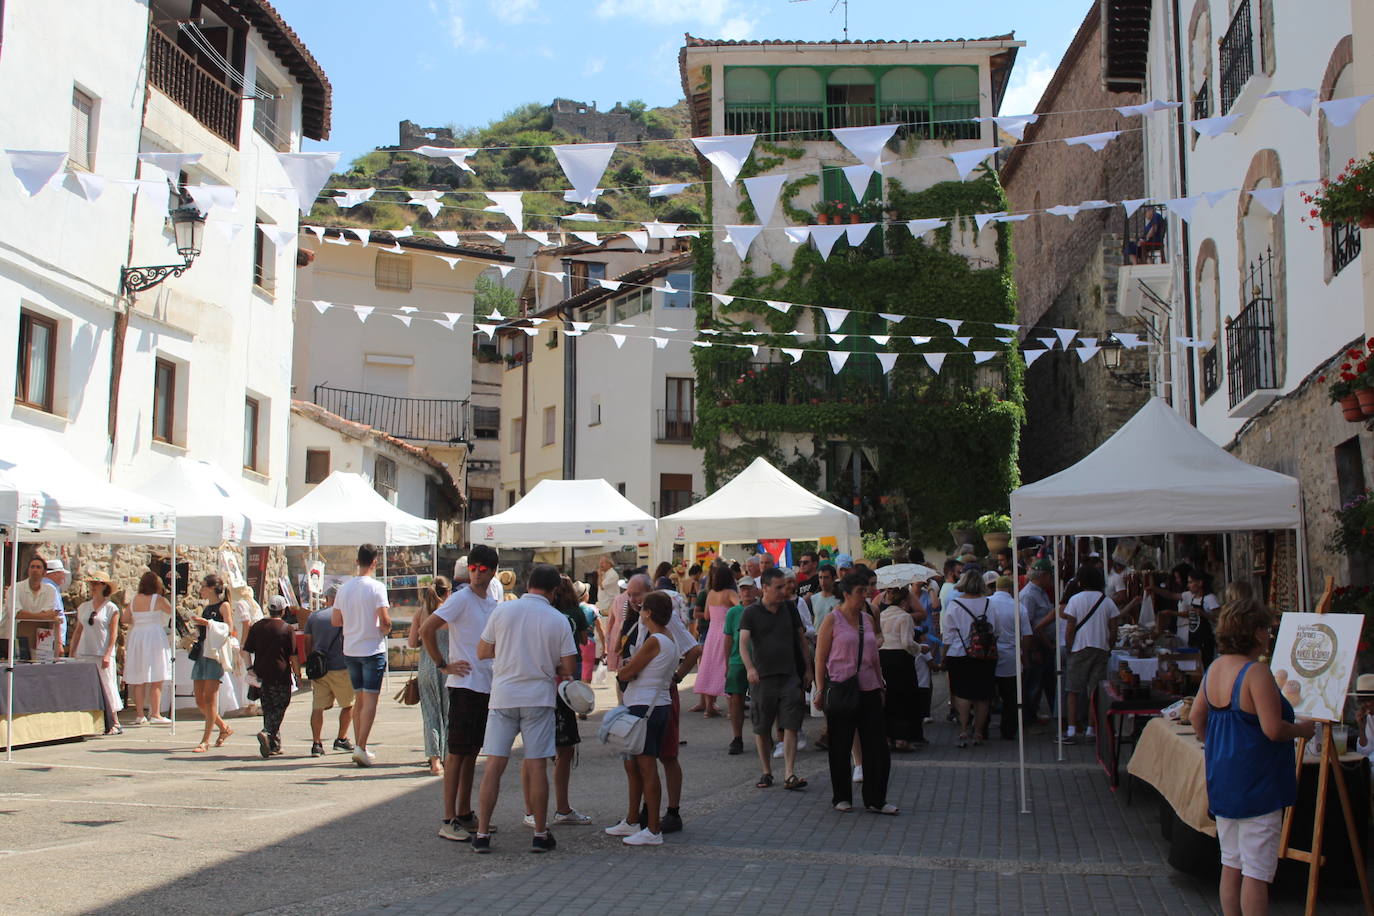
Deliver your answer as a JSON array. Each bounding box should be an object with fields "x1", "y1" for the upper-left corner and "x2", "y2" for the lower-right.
[
  {"x1": 717, "y1": 16, "x2": 756, "y2": 41},
  {"x1": 491, "y1": 0, "x2": 540, "y2": 24},
  {"x1": 594, "y1": 0, "x2": 749, "y2": 30},
  {"x1": 429, "y1": 0, "x2": 488, "y2": 51},
  {"x1": 1000, "y1": 53, "x2": 1057, "y2": 117},
  {"x1": 584, "y1": 57, "x2": 605, "y2": 77}
]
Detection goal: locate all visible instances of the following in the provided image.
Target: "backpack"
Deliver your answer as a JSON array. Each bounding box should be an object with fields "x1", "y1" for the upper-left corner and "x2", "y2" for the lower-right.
[
  {"x1": 305, "y1": 626, "x2": 341, "y2": 681},
  {"x1": 954, "y1": 599, "x2": 998, "y2": 661}
]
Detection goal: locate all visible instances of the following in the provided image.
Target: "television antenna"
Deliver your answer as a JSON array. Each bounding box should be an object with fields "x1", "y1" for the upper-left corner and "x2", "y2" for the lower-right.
[{"x1": 790, "y1": 0, "x2": 850, "y2": 41}]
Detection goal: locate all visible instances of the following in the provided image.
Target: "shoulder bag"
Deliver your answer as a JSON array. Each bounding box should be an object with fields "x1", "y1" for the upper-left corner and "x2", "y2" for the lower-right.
[
  {"x1": 822, "y1": 613, "x2": 864, "y2": 717},
  {"x1": 395, "y1": 675, "x2": 420, "y2": 706},
  {"x1": 305, "y1": 627, "x2": 341, "y2": 681},
  {"x1": 598, "y1": 703, "x2": 648, "y2": 757}
]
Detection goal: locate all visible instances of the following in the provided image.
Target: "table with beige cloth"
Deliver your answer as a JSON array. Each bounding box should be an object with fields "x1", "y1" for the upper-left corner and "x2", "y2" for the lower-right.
[{"x1": 1128, "y1": 717, "x2": 1216, "y2": 836}]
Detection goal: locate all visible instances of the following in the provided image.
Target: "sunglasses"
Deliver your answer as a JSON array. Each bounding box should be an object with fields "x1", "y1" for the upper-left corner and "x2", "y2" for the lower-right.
[{"x1": 470, "y1": 564, "x2": 493, "y2": 573}]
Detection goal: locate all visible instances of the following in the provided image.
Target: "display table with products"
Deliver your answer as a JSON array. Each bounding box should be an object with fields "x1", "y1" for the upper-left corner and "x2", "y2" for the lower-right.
[
  {"x1": 1091, "y1": 680, "x2": 1173, "y2": 789},
  {"x1": 1129, "y1": 718, "x2": 1372, "y2": 886},
  {"x1": 0, "y1": 660, "x2": 111, "y2": 746}
]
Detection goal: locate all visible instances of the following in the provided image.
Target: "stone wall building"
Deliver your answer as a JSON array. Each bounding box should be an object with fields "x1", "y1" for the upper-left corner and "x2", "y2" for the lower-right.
[
  {"x1": 1002, "y1": 3, "x2": 1150, "y2": 484},
  {"x1": 551, "y1": 98, "x2": 654, "y2": 143}
]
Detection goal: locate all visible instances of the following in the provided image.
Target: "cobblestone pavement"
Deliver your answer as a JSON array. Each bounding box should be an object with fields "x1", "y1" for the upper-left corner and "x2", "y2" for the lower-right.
[{"x1": 1, "y1": 675, "x2": 1367, "y2": 914}]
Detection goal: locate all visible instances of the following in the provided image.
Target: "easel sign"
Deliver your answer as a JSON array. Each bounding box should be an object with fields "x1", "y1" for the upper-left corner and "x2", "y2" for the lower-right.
[
  {"x1": 1270, "y1": 612, "x2": 1363, "y2": 722},
  {"x1": 1276, "y1": 579, "x2": 1373, "y2": 915}
]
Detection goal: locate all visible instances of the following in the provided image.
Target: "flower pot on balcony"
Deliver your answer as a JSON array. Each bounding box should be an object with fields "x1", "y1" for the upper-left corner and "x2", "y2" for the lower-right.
[
  {"x1": 1360, "y1": 210, "x2": 1374, "y2": 230},
  {"x1": 817, "y1": 213, "x2": 831, "y2": 225},
  {"x1": 849, "y1": 213, "x2": 861, "y2": 224},
  {"x1": 1340, "y1": 394, "x2": 1365, "y2": 422},
  {"x1": 983, "y1": 532, "x2": 1011, "y2": 552},
  {"x1": 950, "y1": 527, "x2": 976, "y2": 550},
  {"x1": 1358, "y1": 388, "x2": 1374, "y2": 417}
]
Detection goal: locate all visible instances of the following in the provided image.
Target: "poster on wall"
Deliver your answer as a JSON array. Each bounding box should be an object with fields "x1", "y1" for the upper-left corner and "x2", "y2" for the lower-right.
[
  {"x1": 278, "y1": 575, "x2": 299, "y2": 609},
  {"x1": 383, "y1": 544, "x2": 435, "y2": 610},
  {"x1": 219, "y1": 550, "x2": 246, "y2": 590},
  {"x1": 817, "y1": 536, "x2": 839, "y2": 558},
  {"x1": 306, "y1": 560, "x2": 325, "y2": 599},
  {"x1": 1270, "y1": 612, "x2": 1364, "y2": 722},
  {"x1": 246, "y1": 546, "x2": 270, "y2": 604},
  {"x1": 694, "y1": 542, "x2": 720, "y2": 567}
]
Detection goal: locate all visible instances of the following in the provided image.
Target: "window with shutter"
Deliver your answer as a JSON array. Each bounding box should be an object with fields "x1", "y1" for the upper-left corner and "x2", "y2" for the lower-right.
[
  {"x1": 70, "y1": 89, "x2": 94, "y2": 171},
  {"x1": 375, "y1": 252, "x2": 413, "y2": 291}
]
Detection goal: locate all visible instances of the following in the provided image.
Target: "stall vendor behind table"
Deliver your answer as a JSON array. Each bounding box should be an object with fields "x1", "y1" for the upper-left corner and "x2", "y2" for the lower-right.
[{"x1": 3, "y1": 556, "x2": 63, "y2": 658}]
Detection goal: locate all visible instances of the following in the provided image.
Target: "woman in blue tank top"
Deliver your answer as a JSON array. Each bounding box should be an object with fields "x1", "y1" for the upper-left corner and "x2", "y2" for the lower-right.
[{"x1": 1189, "y1": 586, "x2": 1314, "y2": 914}]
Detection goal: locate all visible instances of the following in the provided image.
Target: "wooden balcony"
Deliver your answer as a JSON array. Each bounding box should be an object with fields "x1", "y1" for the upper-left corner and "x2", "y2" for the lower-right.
[{"x1": 147, "y1": 27, "x2": 240, "y2": 146}]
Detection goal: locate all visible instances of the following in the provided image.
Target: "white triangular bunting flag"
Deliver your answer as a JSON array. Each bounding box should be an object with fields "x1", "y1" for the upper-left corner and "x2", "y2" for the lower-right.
[
  {"x1": 1263, "y1": 88, "x2": 1318, "y2": 115},
  {"x1": 989, "y1": 114, "x2": 1039, "y2": 140},
  {"x1": 828, "y1": 351, "x2": 850, "y2": 374},
  {"x1": 974, "y1": 212, "x2": 1005, "y2": 231},
  {"x1": 692, "y1": 135, "x2": 756, "y2": 186},
  {"x1": 622, "y1": 230, "x2": 648, "y2": 252},
  {"x1": 651, "y1": 336, "x2": 669, "y2": 349},
  {"x1": 1202, "y1": 188, "x2": 1236, "y2": 207},
  {"x1": 596, "y1": 279, "x2": 622, "y2": 291},
  {"x1": 948, "y1": 147, "x2": 997, "y2": 180},
  {"x1": 1053, "y1": 327, "x2": 1077, "y2": 349},
  {"x1": 954, "y1": 336, "x2": 971, "y2": 348},
  {"x1": 485, "y1": 192, "x2": 524, "y2": 231},
  {"x1": 880, "y1": 313, "x2": 904, "y2": 323},
  {"x1": 497, "y1": 265, "x2": 515, "y2": 278},
  {"x1": 1248, "y1": 187, "x2": 1285, "y2": 215},
  {"x1": 649, "y1": 183, "x2": 691, "y2": 198},
  {"x1": 611, "y1": 333, "x2": 628, "y2": 349},
  {"x1": 350, "y1": 228, "x2": 371, "y2": 246},
  {"x1": 1046, "y1": 204, "x2": 1082, "y2": 219},
  {"x1": 570, "y1": 321, "x2": 592, "y2": 333},
  {"x1": 724, "y1": 225, "x2": 763, "y2": 260},
  {"x1": 395, "y1": 315, "x2": 413, "y2": 327},
  {"x1": 139, "y1": 152, "x2": 202, "y2": 184},
  {"x1": 832, "y1": 124, "x2": 897, "y2": 170},
  {"x1": 1165, "y1": 196, "x2": 1200, "y2": 223},
  {"x1": 1189, "y1": 113, "x2": 1242, "y2": 137},
  {"x1": 841, "y1": 163, "x2": 875, "y2": 200},
  {"x1": 433, "y1": 230, "x2": 459, "y2": 246},
  {"x1": 906, "y1": 218, "x2": 946, "y2": 238},
  {"x1": 486, "y1": 309, "x2": 506, "y2": 321},
  {"x1": 353, "y1": 305, "x2": 374, "y2": 323},
  {"x1": 810, "y1": 225, "x2": 848, "y2": 260},
  {"x1": 571, "y1": 231, "x2": 600, "y2": 246},
  {"x1": 5, "y1": 150, "x2": 67, "y2": 196},
  {"x1": 303, "y1": 225, "x2": 326, "y2": 240},
  {"x1": 1122, "y1": 198, "x2": 1150, "y2": 217},
  {"x1": 408, "y1": 190, "x2": 443, "y2": 218},
  {"x1": 71, "y1": 171, "x2": 107, "y2": 201},
  {"x1": 275, "y1": 152, "x2": 339, "y2": 214},
  {"x1": 1319, "y1": 95, "x2": 1374, "y2": 128},
  {"x1": 972, "y1": 351, "x2": 995, "y2": 364},
  {"x1": 321, "y1": 231, "x2": 349, "y2": 245},
  {"x1": 909, "y1": 336, "x2": 931, "y2": 346},
  {"x1": 414, "y1": 146, "x2": 478, "y2": 173},
  {"x1": 870, "y1": 335, "x2": 890, "y2": 345},
  {"x1": 475, "y1": 323, "x2": 499, "y2": 339},
  {"x1": 553, "y1": 142, "x2": 617, "y2": 205},
  {"x1": 937, "y1": 318, "x2": 963, "y2": 335},
  {"x1": 743, "y1": 174, "x2": 787, "y2": 225},
  {"x1": 391, "y1": 225, "x2": 413, "y2": 240},
  {"x1": 312, "y1": 299, "x2": 331, "y2": 314},
  {"x1": 526, "y1": 231, "x2": 551, "y2": 246},
  {"x1": 845, "y1": 222, "x2": 876, "y2": 246},
  {"x1": 1116, "y1": 99, "x2": 1182, "y2": 118},
  {"x1": 828, "y1": 334, "x2": 848, "y2": 345},
  {"x1": 1023, "y1": 348, "x2": 1048, "y2": 366},
  {"x1": 876, "y1": 352, "x2": 899, "y2": 375},
  {"x1": 923, "y1": 352, "x2": 946, "y2": 373},
  {"x1": 821, "y1": 307, "x2": 850, "y2": 332},
  {"x1": 764, "y1": 300, "x2": 791, "y2": 314},
  {"x1": 784, "y1": 227, "x2": 812, "y2": 244},
  {"x1": 994, "y1": 323, "x2": 1019, "y2": 334},
  {"x1": 711, "y1": 293, "x2": 734, "y2": 306},
  {"x1": 781, "y1": 348, "x2": 804, "y2": 363},
  {"x1": 485, "y1": 231, "x2": 508, "y2": 244},
  {"x1": 1063, "y1": 131, "x2": 1120, "y2": 152},
  {"x1": 541, "y1": 270, "x2": 566, "y2": 282},
  {"x1": 692, "y1": 341, "x2": 712, "y2": 348},
  {"x1": 1115, "y1": 332, "x2": 1143, "y2": 349},
  {"x1": 333, "y1": 188, "x2": 375, "y2": 208},
  {"x1": 1077, "y1": 344, "x2": 1100, "y2": 362}
]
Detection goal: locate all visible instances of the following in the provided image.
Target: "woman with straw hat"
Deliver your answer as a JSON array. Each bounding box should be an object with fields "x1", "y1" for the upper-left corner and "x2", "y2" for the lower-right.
[{"x1": 71, "y1": 570, "x2": 124, "y2": 733}]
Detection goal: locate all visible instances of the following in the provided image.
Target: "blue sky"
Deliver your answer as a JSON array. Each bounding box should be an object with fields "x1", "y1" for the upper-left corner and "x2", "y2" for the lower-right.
[{"x1": 273, "y1": 0, "x2": 1087, "y2": 161}]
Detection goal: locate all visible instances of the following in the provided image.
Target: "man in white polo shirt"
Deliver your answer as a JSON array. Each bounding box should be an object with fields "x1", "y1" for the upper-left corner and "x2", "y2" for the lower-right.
[
  {"x1": 471, "y1": 564, "x2": 577, "y2": 854},
  {"x1": 421, "y1": 544, "x2": 500, "y2": 842}
]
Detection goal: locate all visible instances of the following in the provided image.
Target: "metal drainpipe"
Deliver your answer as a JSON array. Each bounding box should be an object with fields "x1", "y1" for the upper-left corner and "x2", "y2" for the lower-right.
[
  {"x1": 518, "y1": 296, "x2": 530, "y2": 496},
  {"x1": 561, "y1": 260, "x2": 576, "y2": 480},
  {"x1": 1171, "y1": 0, "x2": 1199, "y2": 424}
]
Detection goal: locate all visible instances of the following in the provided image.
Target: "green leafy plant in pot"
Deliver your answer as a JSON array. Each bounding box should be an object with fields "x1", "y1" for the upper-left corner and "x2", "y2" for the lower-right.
[{"x1": 976, "y1": 512, "x2": 1013, "y2": 553}]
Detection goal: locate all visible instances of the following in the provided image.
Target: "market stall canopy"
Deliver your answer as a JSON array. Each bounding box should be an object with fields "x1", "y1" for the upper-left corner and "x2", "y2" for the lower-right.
[
  {"x1": 657, "y1": 457, "x2": 861, "y2": 558},
  {"x1": 0, "y1": 424, "x2": 175, "y2": 542},
  {"x1": 470, "y1": 479, "x2": 657, "y2": 548},
  {"x1": 1010, "y1": 397, "x2": 1301, "y2": 535},
  {"x1": 134, "y1": 458, "x2": 314, "y2": 546},
  {"x1": 286, "y1": 471, "x2": 435, "y2": 546}
]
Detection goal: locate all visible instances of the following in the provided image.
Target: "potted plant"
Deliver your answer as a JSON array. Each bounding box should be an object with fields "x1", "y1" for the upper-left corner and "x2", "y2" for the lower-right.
[
  {"x1": 976, "y1": 512, "x2": 1013, "y2": 552},
  {"x1": 1327, "y1": 491, "x2": 1374, "y2": 559},
  {"x1": 814, "y1": 200, "x2": 842, "y2": 225},
  {"x1": 1300, "y1": 153, "x2": 1374, "y2": 229},
  {"x1": 949, "y1": 519, "x2": 978, "y2": 551},
  {"x1": 1322, "y1": 367, "x2": 1364, "y2": 421},
  {"x1": 1356, "y1": 339, "x2": 1374, "y2": 417}
]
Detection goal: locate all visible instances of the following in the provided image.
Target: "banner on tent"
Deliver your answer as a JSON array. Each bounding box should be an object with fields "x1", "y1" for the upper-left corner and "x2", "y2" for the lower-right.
[
  {"x1": 694, "y1": 542, "x2": 720, "y2": 566},
  {"x1": 817, "y1": 536, "x2": 839, "y2": 557},
  {"x1": 759, "y1": 539, "x2": 791, "y2": 567}
]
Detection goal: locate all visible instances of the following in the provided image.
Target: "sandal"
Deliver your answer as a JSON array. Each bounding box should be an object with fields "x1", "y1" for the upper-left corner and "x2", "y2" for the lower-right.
[
  {"x1": 755, "y1": 774, "x2": 774, "y2": 789},
  {"x1": 957, "y1": 733, "x2": 970, "y2": 748},
  {"x1": 214, "y1": 727, "x2": 234, "y2": 747},
  {"x1": 833, "y1": 801, "x2": 853, "y2": 812},
  {"x1": 866, "y1": 804, "x2": 900, "y2": 816},
  {"x1": 192, "y1": 742, "x2": 209, "y2": 754},
  {"x1": 783, "y1": 775, "x2": 808, "y2": 791}
]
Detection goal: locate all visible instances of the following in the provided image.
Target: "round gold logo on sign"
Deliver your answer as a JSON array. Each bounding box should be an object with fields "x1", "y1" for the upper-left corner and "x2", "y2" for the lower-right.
[{"x1": 1290, "y1": 623, "x2": 1338, "y2": 678}]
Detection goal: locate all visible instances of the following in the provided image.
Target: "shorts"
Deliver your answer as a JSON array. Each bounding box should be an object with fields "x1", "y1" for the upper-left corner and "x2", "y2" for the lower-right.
[
  {"x1": 191, "y1": 657, "x2": 224, "y2": 682},
  {"x1": 628, "y1": 704, "x2": 672, "y2": 757},
  {"x1": 447, "y1": 687, "x2": 490, "y2": 756},
  {"x1": 946, "y1": 655, "x2": 996, "y2": 702},
  {"x1": 658, "y1": 683, "x2": 680, "y2": 760},
  {"x1": 725, "y1": 664, "x2": 749, "y2": 696},
  {"x1": 311, "y1": 668, "x2": 356, "y2": 710},
  {"x1": 1217, "y1": 810, "x2": 1283, "y2": 882},
  {"x1": 554, "y1": 694, "x2": 581, "y2": 748},
  {"x1": 750, "y1": 674, "x2": 805, "y2": 736},
  {"x1": 482, "y1": 706, "x2": 556, "y2": 759},
  {"x1": 345, "y1": 653, "x2": 387, "y2": 694},
  {"x1": 1067, "y1": 647, "x2": 1110, "y2": 697}
]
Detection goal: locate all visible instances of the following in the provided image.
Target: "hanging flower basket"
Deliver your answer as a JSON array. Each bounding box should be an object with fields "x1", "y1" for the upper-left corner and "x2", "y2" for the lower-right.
[
  {"x1": 1340, "y1": 394, "x2": 1365, "y2": 422},
  {"x1": 1300, "y1": 153, "x2": 1374, "y2": 229},
  {"x1": 1359, "y1": 387, "x2": 1374, "y2": 417},
  {"x1": 1322, "y1": 339, "x2": 1374, "y2": 420}
]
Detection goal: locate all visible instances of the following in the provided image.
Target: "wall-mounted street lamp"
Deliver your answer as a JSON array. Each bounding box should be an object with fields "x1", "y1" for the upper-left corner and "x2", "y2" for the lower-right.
[
  {"x1": 120, "y1": 204, "x2": 206, "y2": 295},
  {"x1": 1100, "y1": 334, "x2": 1152, "y2": 390}
]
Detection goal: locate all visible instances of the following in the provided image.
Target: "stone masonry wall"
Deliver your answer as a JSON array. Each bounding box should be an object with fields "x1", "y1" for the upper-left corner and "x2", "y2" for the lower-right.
[{"x1": 1227, "y1": 341, "x2": 1374, "y2": 596}]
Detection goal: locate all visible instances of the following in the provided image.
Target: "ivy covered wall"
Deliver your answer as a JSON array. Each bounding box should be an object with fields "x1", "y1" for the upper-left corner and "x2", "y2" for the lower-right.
[{"x1": 691, "y1": 171, "x2": 1024, "y2": 548}]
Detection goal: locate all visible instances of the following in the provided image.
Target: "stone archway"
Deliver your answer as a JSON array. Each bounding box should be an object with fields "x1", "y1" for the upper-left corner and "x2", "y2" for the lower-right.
[{"x1": 1236, "y1": 149, "x2": 1286, "y2": 385}]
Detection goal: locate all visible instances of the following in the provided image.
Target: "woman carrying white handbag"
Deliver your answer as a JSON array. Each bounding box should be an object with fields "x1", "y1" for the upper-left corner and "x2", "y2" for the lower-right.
[{"x1": 603, "y1": 592, "x2": 677, "y2": 847}]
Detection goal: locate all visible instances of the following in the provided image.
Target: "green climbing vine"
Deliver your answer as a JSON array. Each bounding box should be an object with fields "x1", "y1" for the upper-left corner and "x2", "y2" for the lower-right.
[{"x1": 692, "y1": 173, "x2": 1023, "y2": 548}]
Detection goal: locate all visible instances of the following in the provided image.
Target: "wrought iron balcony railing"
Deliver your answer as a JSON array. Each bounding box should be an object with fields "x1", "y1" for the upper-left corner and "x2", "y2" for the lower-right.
[
  {"x1": 313, "y1": 385, "x2": 469, "y2": 443},
  {"x1": 1219, "y1": 0, "x2": 1255, "y2": 114},
  {"x1": 656, "y1": 409, "x2": 695, "y2": 442}
]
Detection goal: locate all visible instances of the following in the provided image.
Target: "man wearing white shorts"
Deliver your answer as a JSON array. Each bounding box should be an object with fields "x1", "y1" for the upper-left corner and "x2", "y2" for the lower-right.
[{"x1": 472, "y1": 564, "x2": 576, "y2": 854}]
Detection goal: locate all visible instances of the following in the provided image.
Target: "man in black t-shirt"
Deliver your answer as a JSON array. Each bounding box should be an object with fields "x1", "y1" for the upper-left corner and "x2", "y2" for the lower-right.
[
  {"x1": 738, "y1": 568, "x2": 813, "y2": 790},
  {"x1": 794, "y1": 551, "x2": 819, "y2": 600}
]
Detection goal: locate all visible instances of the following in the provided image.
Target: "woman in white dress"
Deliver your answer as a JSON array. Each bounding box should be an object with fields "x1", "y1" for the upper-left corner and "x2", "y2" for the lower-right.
[
  {"x1": 121, "y1": 570, "x2": 173, "y2": 725},
  {"x1": 70, "y1": 571, "x2": 124, "y2": 733}
]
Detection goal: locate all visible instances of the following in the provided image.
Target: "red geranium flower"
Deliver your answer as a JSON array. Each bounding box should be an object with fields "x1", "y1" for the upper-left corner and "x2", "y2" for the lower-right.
[{"x1": 1342, "y1": 362, "x2": 1353, "y2": 370}]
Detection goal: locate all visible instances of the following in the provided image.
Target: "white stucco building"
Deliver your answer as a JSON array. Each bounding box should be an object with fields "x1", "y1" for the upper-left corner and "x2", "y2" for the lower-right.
[
  {"x1": 0, "y1": 0, "x2": 329, "y2": 506},
  {"x1": 1105, "y1": 0, "x2": 1371, "y2": 593}
]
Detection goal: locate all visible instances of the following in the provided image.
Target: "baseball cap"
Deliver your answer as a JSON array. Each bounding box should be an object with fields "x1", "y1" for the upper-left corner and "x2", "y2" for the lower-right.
[
  {"x1": 996, "y1": 575, "x2": 1014, "y2": 590},
  {"x1": 267, "y1": 595, "x2": 289, "y2": 612},
  {"x1": 1031, "y1": 558, "x2": 1054, "y2": 572},
  {"x1": 834, "y1": 553, "x2": 854, "y2": 568},
  {"x1": 983, "y1": 570, "x2": 999, "y2": 586},
  {"x1": 738, "y1": 576, "x2": 757, "y2": 588}
]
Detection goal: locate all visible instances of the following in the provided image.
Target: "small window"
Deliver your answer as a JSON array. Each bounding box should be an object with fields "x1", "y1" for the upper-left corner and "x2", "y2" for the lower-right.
[
  {"x1": 932, "y1": 66, "x2": 979, "y2": 102},
  {"x1": 569, "y1": 261, "x2": 606, "y2": 295},
  {"x1": 16, "y1": 310, "x2": 57, "y2": 413},
  {"x1": 469, "y1": 487, "x2": 494, "y2": 519},
  {"x1": 616, "y1": 482, "x2": 627, "y2": 496},
  {"x1": 776, "y1": 67, "x2": 824, "y2": 104},
  {"x1": 583, "y1": 302, "x2": 607, "y2": 326},
  {"x1": 589, "y1": 395, "x2": 602, "y2": 426},
  {"x1": 253, "y1": 223, "x2": 275, "y2": 293},
  {"x1": 725, "y1": 68, "x2": 771, "y2": 103},
  {"x1": 253, "y1": 72, "x2": 286, "y2": 150},
  {"x1": 879, "y1": 68, "x2": 928, "y2": 103},
  {"x1": 507, "y1": 490, "x2": 517, "y2": 508},
  {"x1": 662, "y1": 271, "x2": 694, "y2": 309},
  {"x1": 510, "y1": 417, "x2": 523, "y2": 454},
  {"x1": 69, "y1": 88, "x2": 95, "y2": 171},
  {"x1": 612, "y1": 289, "x2": 648, "y2": 322},
  {"x1": 153, "y1": 358, "x2": 176, "y2": 443},
  {"x1": 542, "y1": 406, "x2": 556, "y2": 446},
  {"x1": 473, "y1": 406, "x2": 500, "y2": 439},
  {"x1": 375, "y1": 251, "x2": 413, "y2": 292},
  {"x1": 243, "y1": 397, "x2": 261, "y2": 470},
  {"x1": 373, "y1": 455, "x2": 397, "y2": 499},
  {"x1": 305, "y1": 448, "x2": 330, "y2": 483}
]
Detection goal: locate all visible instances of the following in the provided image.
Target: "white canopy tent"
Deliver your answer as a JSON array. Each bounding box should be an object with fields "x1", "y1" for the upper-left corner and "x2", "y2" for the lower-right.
[
  {"x1": 287, "y1": 471, "x2": 436, "y2": 546},
  {"x1": 470, "y1": 478, "x2": 657, "y2": 548},
  {"x1": 134, "y1": 457, "x2": 314, "y2": 546},
  {"x1": 1005, "y1": 398, "x2": 1305, "y2": 814},
  {"x1": 0, "y1": 424, "x2": 177, "y2": 758},
  {"x1": 657, "y1": 457, "x2": 861, "y2": 559}
]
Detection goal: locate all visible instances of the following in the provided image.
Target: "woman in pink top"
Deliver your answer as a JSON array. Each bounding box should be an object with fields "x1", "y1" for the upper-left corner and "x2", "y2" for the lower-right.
[
  {"x1": 692, "y1": 563, "x2": 737, "y2": 717},
  {"x1": 814, "y1": 571, "x2": 895, "y2": 815}
]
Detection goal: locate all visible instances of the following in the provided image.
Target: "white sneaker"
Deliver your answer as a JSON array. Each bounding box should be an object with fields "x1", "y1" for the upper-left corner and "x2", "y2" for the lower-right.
[
  {"x1": 771, "y1": 740, "x2": 784, "y2": 759},
  {"x1": 148, "y1": 716, "x2": 172, "y2": 724},
  {"x1": 553, "y1": 809, "x2": 593, "y2": 826},
  {"x1": 604, "y1": 819, "x2": 639, "y2": 837},
  {"x1": 351, "y1": 747, "x2": 375, "y2": 768},
  {"x1": 1085, "y1": 727, "x2": 1096, "y2": 739},
  {"x1": 622, "y1": 827, "x2": 664, "y2": 846},
  {"x1": 852, "y1": 765, "x2": 863, "y2": 783},
  {"x1": 797, "y1": 734, "x2": 807, "y2": 751},
  {"x1": 522, "y1": 814, "x2": 536, "y2": 828},
  {"x1": 132, "y1": 716, "x2": 148, "y2": 726}
]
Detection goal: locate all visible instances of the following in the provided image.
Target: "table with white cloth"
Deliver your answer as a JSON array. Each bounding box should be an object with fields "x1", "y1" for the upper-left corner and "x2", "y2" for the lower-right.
[{"x1": 0, "y1": 660, "x2": 111, "y2": 745}]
